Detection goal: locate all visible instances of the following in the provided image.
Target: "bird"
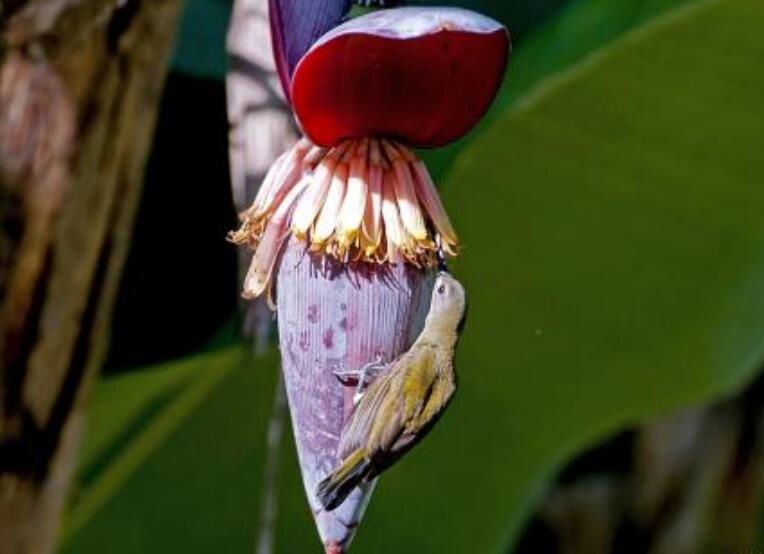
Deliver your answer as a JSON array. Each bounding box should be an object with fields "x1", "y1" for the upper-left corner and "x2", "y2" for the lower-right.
[{"x1": 317, "y1": 270, "x2": 467, "y2": 510}]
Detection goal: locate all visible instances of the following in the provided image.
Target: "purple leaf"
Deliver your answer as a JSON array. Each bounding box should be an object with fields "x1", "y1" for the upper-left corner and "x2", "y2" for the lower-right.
[{"x1": 269, "y1": 0, "x2": 352, "y2": 102}]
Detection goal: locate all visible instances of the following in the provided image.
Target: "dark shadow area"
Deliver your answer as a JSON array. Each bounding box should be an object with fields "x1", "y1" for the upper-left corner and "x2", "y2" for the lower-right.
[{"x1": 105, "y1": 72, "x2": 238, "y2": 373}]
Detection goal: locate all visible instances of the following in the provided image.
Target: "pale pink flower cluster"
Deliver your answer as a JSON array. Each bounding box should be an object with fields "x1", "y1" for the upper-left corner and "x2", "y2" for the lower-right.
[{"x1": 230, "y1": 137, "x2": 458, "y2": 300}]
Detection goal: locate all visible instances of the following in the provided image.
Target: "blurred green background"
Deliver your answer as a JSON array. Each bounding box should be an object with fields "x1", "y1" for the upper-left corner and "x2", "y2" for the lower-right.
[{"x1": 60, "y1": 0, "x2": 764, "y2": 552}]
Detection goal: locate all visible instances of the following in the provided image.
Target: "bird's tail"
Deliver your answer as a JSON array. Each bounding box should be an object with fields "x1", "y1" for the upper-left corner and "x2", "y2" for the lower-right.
[{"x1": 316, "y1": 450, "x2": 371, "y2": 511}]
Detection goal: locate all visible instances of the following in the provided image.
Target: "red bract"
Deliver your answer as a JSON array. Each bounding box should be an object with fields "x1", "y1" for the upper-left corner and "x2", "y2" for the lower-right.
[{"x1": 291, "y1": 7, "x2": 510, "y2": 148}]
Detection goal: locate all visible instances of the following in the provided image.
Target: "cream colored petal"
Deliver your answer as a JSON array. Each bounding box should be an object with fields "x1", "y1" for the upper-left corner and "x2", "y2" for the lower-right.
[
  {"x1": 291, "y1": 156, "x2": 337, "y2": 238},
  {"x1": 361, "y1": 163, "x2": 383, "y2": 256},
  {"x1": 381, "y1": 170, "x2": 404, "y2": 263},
  {"x1": 303, "y1": 145, "x2": 327, "y2": 169},
  {"x1": 411, "y1": 160, "x2": 459, "y2": 246},
  {"x1": 390, "y1": 159, "x2": 427, "y2": 241},
  {"x1": 245, "y1": 150, "x2": 288, "y2": 216},
  {"x1": 336, "y1": 139, "x2": 369, "y2": 247},
  {"x1": 385, "y1": 229, "x2": 400, "y2": 264},
  {"x1": 379, "y1": 140, "x2": 427, "y2": 240},
  {"x1": 242, "y1": 177, "x2": 309, "y2": 299},
  {"x1": 256, "y1": 145, "x2": 305, "y2": 217},
  {"x1": 312, "y1": 162, "x2": 349, "y2": 244},
  {"x1": 292, "y1": 141, "x2": 351, "y2": 239},
  {"x1": 242, "y1": 224, "x2": 281, "y2": 299},
  {"x1": 295, "y1": 137, "x2": 313, "y2": 154}
]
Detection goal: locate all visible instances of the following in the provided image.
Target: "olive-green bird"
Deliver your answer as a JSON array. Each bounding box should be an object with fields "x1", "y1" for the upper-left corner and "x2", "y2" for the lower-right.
[{"x1": 317, "y1": 271, "x2": 467, "y2": 511}]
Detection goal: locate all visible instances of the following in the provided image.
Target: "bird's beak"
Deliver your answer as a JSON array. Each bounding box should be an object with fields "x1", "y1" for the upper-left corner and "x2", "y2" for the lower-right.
[{"x1": 436, "y1": 246, "x2": 449, "y2": 273}]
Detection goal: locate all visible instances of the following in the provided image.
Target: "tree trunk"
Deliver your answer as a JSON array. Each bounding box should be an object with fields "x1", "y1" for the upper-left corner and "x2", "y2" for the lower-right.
[{"x1": 0, "y1": 2, "x2": 181, "y2": 552}]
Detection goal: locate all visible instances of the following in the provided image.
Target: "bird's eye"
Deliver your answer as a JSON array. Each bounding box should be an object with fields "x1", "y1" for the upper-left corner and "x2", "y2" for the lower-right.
[{"x1": 437, "y1": 284, "x2": 446, "y2": 294}]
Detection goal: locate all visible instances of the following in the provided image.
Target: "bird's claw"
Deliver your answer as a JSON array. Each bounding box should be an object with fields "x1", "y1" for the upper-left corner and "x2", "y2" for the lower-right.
[
  {"x1": 334, "y1": 357, "x2": 385, "y2": 404},
  {"x1": 333, "y1": 358, "x2": 384, "y2": 383}
]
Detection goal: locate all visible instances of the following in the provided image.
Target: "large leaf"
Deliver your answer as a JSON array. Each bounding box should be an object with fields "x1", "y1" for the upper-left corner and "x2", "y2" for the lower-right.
[
  {"x1": 423, "y1": 0, "x2": 695, "y2": 180},
  {"x1": 65, "y1": 0, "x2": 764, "y2": 552},
  {"x1": 77, "y1": 355, "x2": 209, "y2": 470},
  {"x1": 62, "y1": 347, "x2": 276, "y2": 552},
  {"x1": 355, "y1": 0, "x2": 764, "y2": 551},
  {"x1": 62, "y1": 348, "x2": 241, "y2": 543}
]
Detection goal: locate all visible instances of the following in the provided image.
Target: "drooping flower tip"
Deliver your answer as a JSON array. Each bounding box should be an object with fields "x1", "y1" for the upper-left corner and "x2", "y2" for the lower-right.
[
  {"x1": 324, "y1": 542, "x2": 344, "y2": 554},
  {"x1": 229, "y1": 137, "x2": 459, "y2": 300}
]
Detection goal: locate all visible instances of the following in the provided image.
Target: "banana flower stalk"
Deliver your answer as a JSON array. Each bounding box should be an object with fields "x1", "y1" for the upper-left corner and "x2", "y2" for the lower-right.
[{"x1": 231, "y1": 4, "x2": 509, "y2": 552}]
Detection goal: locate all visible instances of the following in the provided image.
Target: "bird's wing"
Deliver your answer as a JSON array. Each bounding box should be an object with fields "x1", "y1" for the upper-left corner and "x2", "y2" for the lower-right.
[
  {"x1": 401, "y1": 347, "x2": 438, "y2": 423},
  {"x1": 406, "y1": 371, "x2": 456, "y2": 435},
  {"x1": 368, "y1": 347, "x2": 437, "y2": 454},
  {"x1": 338, "y1": 370, "x2": 396, "y2": 459}
]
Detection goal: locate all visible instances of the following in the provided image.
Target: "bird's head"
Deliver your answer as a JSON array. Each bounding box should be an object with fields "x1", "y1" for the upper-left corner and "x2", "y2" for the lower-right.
[{"x1": 430, "y1": 272, "x2": 467, "y2": 329}]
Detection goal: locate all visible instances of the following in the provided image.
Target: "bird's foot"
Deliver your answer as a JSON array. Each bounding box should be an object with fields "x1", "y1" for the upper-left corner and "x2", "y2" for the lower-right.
[{"x1": 334, "y1": 357, "x2": 385, "y2": 404}]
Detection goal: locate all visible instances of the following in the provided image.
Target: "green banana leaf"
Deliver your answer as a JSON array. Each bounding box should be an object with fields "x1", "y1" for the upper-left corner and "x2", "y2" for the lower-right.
[
  {"x1": 62, "y1": 348, "x2": 244, "y2": 542},
  {"x1": 423, "y1": 0, "x2": 697, "y2": 179},
  {"x1": 63, "y1": 347, "x2": 277, "y2": 552},
  {"x1": 366, "y1": 0, "x2": 764, "y2": 551}
]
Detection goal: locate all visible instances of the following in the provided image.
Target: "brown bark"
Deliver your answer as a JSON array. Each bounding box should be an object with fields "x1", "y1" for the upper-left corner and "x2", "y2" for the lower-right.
[{"x1": 0, "y1": 2, "x2": 181, "y2": 552}]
